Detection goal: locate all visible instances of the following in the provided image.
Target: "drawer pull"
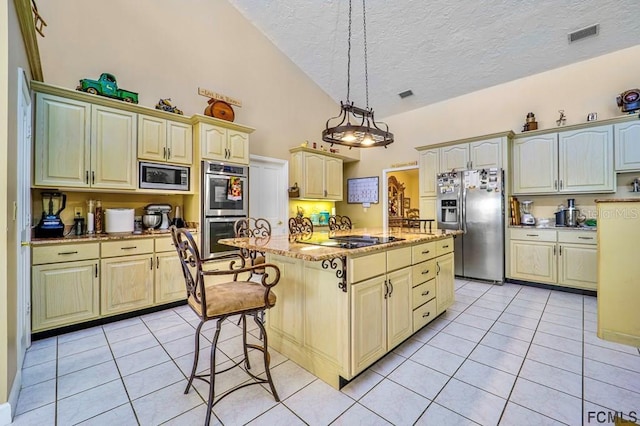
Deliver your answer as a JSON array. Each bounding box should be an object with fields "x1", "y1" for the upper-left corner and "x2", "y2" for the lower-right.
[
  {"x1": 58, "y1": 251, "x2": 78, "y2": 255},
  {"x1": 121, "y1": 246, "x2": 138, "y2": 250},
  {"x1": 150, "y1": 257, "x2": 153, "y2": 270},
  {"x1": 421, "y1": 270, "x2": 430, "y2": 275},
  {"x1": 526, "y1": 234, "x2": 539, "y2": 237},
  {"x1": 422, "y1": 312, "x2": 431, "y2": 318},
  {"x1": 442, "y1": 245, "x2": 449, "y2": 248},
  {"x1": 421, "y1": 250, "x2": 430, "y2": 254},
  {"x1": 421, "y1": 290, "x2": 430, "y2": 296},
  {"x1": 578, "y1": 236, "x2": 593, "y2": 240}
]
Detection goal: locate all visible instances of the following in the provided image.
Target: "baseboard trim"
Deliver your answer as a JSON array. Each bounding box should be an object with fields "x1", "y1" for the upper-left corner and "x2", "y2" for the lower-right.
[
  {"x1": 505, "y1": 278, "x2": 597, "y2": 297},
  {"x1": 0, "y1": 364, "x2": 23, "y2": 425},
  {"x1": 0, "y1": 402, "x2": 12, "y2": 426}
]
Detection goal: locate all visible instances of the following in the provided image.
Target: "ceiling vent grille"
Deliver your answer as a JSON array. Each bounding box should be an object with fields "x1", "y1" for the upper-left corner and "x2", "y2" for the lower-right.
[
  {"x1": 399, "y1": 90, "x2": 414, "y2": 99},
  {"x1": 568, "y1": 24, "x2": 599, "y2": 43}
]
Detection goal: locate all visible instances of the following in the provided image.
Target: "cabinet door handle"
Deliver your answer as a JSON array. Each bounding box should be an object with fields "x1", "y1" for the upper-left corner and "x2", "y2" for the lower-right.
[
  {"x1": 422, "y1": 311, "x2": 431, "y2": 318},
  {"x1": 578, "y1": 236, "x2": 593, "y2": 240},
  {"x1": 553, "y1": 245, "x2": 557, "y2": 255},
  {"x1": 526, "y1": 234, "x2": 539, "y2": 237},
  {"x1": 421, "y1": 250, "x2": 430, "y2": 254},
  {"x1": 388, "y1": 279, "x2": 394, "y2": 297},
  {"x1": 421, "y1": 270, "x2": 430, "y2": 275},
  {"x1": 57, "y1": 251, "x2": 78, "y2": 255},
  {"x1": 156, "y1": 256, "x2": 159, "y2": 269},
  {"x1": 85, "y1": 170, "x2": 89, "y2": 184},
  {"x1": 167, "y1": 148, "x2": 171, "y2": 159},
  {"x1": 384, "y1": 279, "x2": 389, "y2": 299},
  {"x1": 163, "y1": 147, "x2": 167, "y2": 159},
  {"x1": 95, "y1": 264, "x2": 98, "y2": 278},
  {"x1": 421, "y1": 290, "x2": 430, "y2": 296},
  {"x1": 559, "y1": 245, "x2": 562, "y2": 255},
  {"x1": 560, "y1": 180, "x2": 563, "y2": 190},
  {"x1": 436, "y1": 262, "x2": 441, "y2": 275},
  {"x1": 554, "y1": 180, "x2": 558, "y2": 190},
  {"x1": 150, "y1": 257, "x2": 153, "y2": 270},
  {"x1": 91, "y1": 171, "x2": 95, "y2": 185},
  {"x1": 121, "y1": 246, "x2": 137, "y2": 250}
]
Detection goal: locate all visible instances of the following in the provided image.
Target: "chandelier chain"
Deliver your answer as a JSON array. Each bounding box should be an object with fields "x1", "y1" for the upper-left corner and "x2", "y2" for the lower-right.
[
  {"x1": 346, "y1": 0, "x2": 352, "y2": 103},
  {"x1": 363, "y1": 0, "x2": 369, "y2": 109}
]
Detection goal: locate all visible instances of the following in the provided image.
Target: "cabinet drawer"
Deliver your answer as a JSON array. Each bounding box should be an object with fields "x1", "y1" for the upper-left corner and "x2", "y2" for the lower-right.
[
  {"x1": 101, "y1": 239, "x2": 154, "y2": 258},
  {"x1": 436, "y1": 238, "x2": 454, "y2": 256},
  {"x1": 387, "y1": 247, "x2": 412, "y2": 272},
  {"x1": 412, "y1": 241, "x2": 436, "y2": 264},
  {"x1": 413, "y1": 298, "x2": 437, "y2": 331},
  {"x1": 348, "y1": 252, "x2": 386, "y2": 284},
  {"x1": 510, "y1": 228, "x2": 556, "y2": 242},
  {"x1": 412, "y1": 279, "x2": 436, "y2": 309},
  {"x1": 32, "y1": 243, "x2": 99, "y2": 265},
  {"x1": 155, "y1": 236, "x2": 177, "y2": 253},
  {"x1": 412, "y1": 259, "x2": 436, "y2": 286},
  {"x1": 557, "y1": 231, "x2": 596, "y2": 245}
]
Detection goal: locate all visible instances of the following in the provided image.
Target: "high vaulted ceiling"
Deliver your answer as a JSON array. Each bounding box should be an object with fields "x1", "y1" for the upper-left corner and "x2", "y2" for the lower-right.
[{"x1": 228, "y1": 0, "x2": 640, "y2": 119}]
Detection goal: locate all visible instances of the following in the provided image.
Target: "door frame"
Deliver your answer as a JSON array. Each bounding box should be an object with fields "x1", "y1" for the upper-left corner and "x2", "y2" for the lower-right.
[
  {"x1": 381, "y1": 165, "x2": 419, "y2": 231},
  {"x1": 249, "y1": 155, "x2": 288, "y2": 236}
]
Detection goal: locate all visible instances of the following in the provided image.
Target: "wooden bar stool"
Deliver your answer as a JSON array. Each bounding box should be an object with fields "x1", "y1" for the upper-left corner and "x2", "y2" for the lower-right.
[{"x1": 170, "y1": 226, "x2": 280, "y2": 425}]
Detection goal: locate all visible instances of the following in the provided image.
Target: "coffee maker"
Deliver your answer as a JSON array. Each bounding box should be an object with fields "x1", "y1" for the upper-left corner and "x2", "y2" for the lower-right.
[{"x1": 35, "y1": 192, "x2": 67, "y2": 238}]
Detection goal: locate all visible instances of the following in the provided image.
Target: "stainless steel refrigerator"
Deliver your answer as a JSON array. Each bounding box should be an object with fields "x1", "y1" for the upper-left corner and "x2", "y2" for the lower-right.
[{"x1": 436, "y1": 168, "x2": 504, "y2": 282}]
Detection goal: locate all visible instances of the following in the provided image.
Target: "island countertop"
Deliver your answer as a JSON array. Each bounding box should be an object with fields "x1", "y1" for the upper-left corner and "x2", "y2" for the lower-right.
[{"x1": 218, "y1": 228, "x2": 461, "y2": 262}]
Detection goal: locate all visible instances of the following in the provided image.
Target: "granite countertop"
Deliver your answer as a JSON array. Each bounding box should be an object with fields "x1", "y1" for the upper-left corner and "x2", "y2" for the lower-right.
[
  {"x1": 509, "y1": 225, "x2": 597, "y2": 232},
  {"x1": 219, "y1": 228, "x2": 462, "y2": 262},
  {"x1": 595, "y1": 198, "x2": 640, "y2": 203},
  {"x1": 31, "y1": 228, "x2": 199, "y2": 246}
]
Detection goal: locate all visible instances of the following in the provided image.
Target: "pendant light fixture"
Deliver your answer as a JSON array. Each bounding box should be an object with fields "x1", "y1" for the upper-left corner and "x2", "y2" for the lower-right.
[{"x1": 322, "y1": 0, "x2": 394, "y2": 148}]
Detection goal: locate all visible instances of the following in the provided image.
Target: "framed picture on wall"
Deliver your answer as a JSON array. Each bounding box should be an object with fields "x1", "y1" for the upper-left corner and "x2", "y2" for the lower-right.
[{"x1": 403, "y1": 197, "x2": 411, "y2": 210}]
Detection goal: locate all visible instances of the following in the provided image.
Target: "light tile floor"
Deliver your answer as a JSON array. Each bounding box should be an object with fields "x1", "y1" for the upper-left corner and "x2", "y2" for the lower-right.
[{"x1": 11, "y1": 280, "x2": 640, "y2": 425}]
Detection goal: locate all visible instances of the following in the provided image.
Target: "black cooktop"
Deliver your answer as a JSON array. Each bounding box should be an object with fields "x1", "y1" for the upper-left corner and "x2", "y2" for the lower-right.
[{"x1": 296, "y1": 234, "x2": 405, "y2": 249}]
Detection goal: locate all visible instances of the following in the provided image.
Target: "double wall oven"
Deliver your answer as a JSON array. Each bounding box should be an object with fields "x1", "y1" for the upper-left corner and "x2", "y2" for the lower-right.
[{"x1": 201, "y1": 161, "x2": 248, "y2": 258}]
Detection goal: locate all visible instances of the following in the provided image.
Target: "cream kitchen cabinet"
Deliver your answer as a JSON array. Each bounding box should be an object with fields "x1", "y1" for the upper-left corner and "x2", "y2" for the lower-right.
[
  {"x1": 508, "y1": 228, "x2": 596, "y2": 289},
  {"x1": 138, "y1": 114, "x2": 193, "y2": 165},
  {"x1": 419, "y1": 149, "x2": 439, "y2": 197},
  {"x1": 614, "y1": 121, "x2": 640, "y2": 171},
  {"x1": 290, "y1": 149, "x2": 343, "y2": 200},
  {"x1": 100, "y1": 239, "x2": 155, "y2": 316},
  {"x1": 195, "y1": 121, "x2": 250, "y2": 165},
  {"x1": 31, "y1": 243, "x2": 100, "y2": 332},
  {"x1": 596, "y1": 200, "x2": 640, "y2": 347},
  {"x1": 512, "y1": 125, "x2": 614, "y2": 194},
  {"x1": 154, "y1": 236, "x2": 187, "y2": 304},
  {"x1": 34, "y1": 93, "x2": 137, "y2": 190},
  {"x1": 440, "y1": 145, "x2": 469, "y2": 171}
]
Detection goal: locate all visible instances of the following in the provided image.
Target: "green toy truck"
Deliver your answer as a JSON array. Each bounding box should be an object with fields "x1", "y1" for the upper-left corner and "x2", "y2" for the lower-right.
[{"x1": 76, "y1": 73, "x2": 139, "y2": 103}]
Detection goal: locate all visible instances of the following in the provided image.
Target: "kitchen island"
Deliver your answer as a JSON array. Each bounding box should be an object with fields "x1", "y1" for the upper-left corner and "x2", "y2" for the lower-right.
[{"x1": 219, "y1": 228, "x2": 460, "y2": 388}]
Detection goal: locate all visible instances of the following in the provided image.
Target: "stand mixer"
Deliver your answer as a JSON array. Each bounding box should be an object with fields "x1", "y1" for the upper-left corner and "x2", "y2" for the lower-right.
[
  {"x1": 144, "y1": 204, "x2": 172, "y2": 230},
  {"x1": 520, "y1": 200, "x2": 536, "y2": 226}
]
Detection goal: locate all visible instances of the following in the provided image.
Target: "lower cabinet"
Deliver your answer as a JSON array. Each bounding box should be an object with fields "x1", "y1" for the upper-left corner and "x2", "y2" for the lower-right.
[
  {"x1": 508, "y1": 228, "x2": 596, "y2": 290},
  {"x1": 31, "y1": 243, "x2": 100, "y2": 332},
  {"x1": 435, "y1": 252, "x2": 455, "y2": 314},
  {"x1": 101, "y1": 253, "x2": 155, "y2": 316},
  {"x1": 154, "y1": 236, "x2": 188, "y2": 303}
]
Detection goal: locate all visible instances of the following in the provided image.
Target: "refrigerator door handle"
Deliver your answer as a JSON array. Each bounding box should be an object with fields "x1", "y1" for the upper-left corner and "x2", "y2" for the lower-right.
[{"x1": 461, "y1": 184, "x2": 467, "y2": 233}]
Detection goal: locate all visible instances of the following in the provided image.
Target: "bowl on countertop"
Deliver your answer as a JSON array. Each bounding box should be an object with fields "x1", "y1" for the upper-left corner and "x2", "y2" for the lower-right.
[{"x1": 142, "y1": 214, "x2": 161, "y2": 229}]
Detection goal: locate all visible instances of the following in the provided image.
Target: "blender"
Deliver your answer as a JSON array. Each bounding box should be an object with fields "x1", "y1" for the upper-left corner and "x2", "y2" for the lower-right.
[
  {"x1": 35, "y1": 192, "x2": 67, "y2": 238},
  {"x1": 520, "y1": 200, "x2": 536, "y2": 226}
]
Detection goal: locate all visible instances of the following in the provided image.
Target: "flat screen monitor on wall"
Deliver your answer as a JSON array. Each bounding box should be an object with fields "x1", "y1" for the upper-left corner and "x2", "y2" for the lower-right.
[{"x1": 347, "y1": 176, "x2": 379, "y2": 204}]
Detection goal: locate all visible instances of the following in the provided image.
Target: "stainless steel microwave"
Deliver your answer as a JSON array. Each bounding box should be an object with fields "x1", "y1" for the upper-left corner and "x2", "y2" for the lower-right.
[{"x1": 139, "y1": 162, "x2": 190, "y2": 191}]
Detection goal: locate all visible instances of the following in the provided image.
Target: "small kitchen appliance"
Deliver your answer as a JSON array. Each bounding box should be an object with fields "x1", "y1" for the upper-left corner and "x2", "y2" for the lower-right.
[
  {"x1": 35, "y1": 192, "x2": 67, "y2": 238},
  {"x1": 563, "y1": 198, "x2": 581, "y2": 227},
  {"x1": 520, "y1": 200, "x2": 535, "y2": 225},
  {"x1": 104, "y1": 208, "x2": 135, "y2": 234},
  {"x1": 145, "y1": 204, "x2": 172, "y2": 230}
]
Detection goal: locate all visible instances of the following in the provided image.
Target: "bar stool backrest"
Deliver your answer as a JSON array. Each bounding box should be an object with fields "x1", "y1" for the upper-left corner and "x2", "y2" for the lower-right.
[{"x1": 288, "y1": 217, "x2": 313, "y2": 236}]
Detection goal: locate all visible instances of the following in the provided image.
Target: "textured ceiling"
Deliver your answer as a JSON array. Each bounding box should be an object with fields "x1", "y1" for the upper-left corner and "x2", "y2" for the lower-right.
[{"x1": 228, "y1": 0, "x2": 640, "y2": 118}]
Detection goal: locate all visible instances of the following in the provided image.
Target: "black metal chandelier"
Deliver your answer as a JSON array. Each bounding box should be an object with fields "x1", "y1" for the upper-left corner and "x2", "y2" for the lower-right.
[{"x1": 322, "y1": 0, "x2": 393, "y2": 148}]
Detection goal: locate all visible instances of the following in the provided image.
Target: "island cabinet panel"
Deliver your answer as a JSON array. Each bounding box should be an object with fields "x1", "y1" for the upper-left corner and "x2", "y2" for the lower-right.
[
  {"x1": 412, "y1": 241, "x2": 436, "y2": 264},
  {"x1": 348, "y1": 252, "x2": 386, "y2": 283},
  {"x1": 267, "y1": 255, "x2": 305, "y2": 343},
  {"x1": 387, "y1": 247, "x2": 412, "y2": 271},
  {"x1": 413, "y1": 298, "x2": 437, "y2": 331},
  {"x1": 101, "y1": 254, "x2": 154, "y2": 316},
  {"x1": 32, "y1": 260, "x2": 99, "y2": 332},
  {"x1": 435, "y1": 252, "x2": 455, "y2": 315},
  {"x1": 412, "y1": 279, "x2": 436, "y2": 309},
  {"x1": 351, "y1": 275, "x2": 387, "y2": 374},
  {"x1": 386, "y1": 268, "x2": 413, "y2": 348},
  {"x1": 412, "y1": 259, "x2": 436, "y2": 285}
]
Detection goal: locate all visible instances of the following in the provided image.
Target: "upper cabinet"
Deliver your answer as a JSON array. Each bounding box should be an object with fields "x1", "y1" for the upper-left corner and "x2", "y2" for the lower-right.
[
  {"x1": 34, "y1": 93, "x2": 137, "y2": 190},
  {"x1": 138, "y1": 114, "x2": 192, "y2": 165},
  {"x1": 512, "y1": 125, "x2": 614, "y2": 194},
  {"x1": 192, "y1": 115, "x2": 253, "y2": 165},
  {"x1": 289, "y1": 148, "x2": 343, "y2": 201},
  {"x1": 614, "y1": 121, "x2": 640, "y2": 172},
  {"x1": 417, "y1": 133, "x2": 509, "y2": 197}
]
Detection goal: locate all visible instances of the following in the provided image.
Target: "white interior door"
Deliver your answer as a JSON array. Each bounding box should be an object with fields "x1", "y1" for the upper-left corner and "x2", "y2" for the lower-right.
[
  {"x1": 17, "y1": 68, "x2": 32, "y2": 359},
  {"x1": 249, "y1": 155, "x2": 288, "y2": 236}
]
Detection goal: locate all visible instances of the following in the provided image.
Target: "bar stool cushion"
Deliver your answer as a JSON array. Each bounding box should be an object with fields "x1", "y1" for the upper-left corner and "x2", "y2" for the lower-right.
[{"x1": 189, "y1": 280, "x2": 277, "y2": 318}]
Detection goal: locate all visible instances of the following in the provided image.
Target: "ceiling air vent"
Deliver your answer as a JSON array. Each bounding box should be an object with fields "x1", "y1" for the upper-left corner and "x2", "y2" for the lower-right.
[
  {"x1": 568, "y1": 24, "x2": 599, "y2": 43},
  {"x1": 399, "y1": 90, "x2": 414, "y2": 99}
]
